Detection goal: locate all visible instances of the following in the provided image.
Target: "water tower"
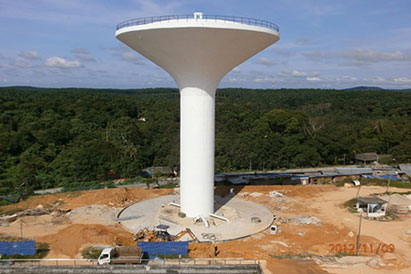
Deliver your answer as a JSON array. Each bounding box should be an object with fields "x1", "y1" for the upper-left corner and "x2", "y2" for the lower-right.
[{"x1": 116, "y1": 13, "x2": 279, "y2": 218}]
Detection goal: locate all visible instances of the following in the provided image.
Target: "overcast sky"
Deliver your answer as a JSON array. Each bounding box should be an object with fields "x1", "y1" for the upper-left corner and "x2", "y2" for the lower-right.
[{"x1": 1, "y1": 0, "x2": 411, "y2": 89}]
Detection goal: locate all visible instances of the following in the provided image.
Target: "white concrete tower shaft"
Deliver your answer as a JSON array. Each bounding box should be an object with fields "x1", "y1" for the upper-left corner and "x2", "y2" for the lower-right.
[{"x1": 116, "y1": 13, "x2": 279, "y2": 218}]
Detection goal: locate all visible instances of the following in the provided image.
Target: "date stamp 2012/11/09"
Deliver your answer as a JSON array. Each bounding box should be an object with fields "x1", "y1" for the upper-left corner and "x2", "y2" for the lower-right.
[{"x1": 329, "y1": 243, "x2": 395, "y2": 254}]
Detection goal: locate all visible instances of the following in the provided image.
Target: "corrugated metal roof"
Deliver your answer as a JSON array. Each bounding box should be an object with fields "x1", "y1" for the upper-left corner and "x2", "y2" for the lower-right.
[
  {"x1": 399, "y1": 164, "x2": 411, "y2": 177},
  {"x1": 336, "y1": 168, "x2": 373, "y2": 175},
  {"x1": 321, "y1": 170, "x2": 339, "y2": 176},
  {"x1": 358, "y1": 196, "x2": 387, "y2": 204}
]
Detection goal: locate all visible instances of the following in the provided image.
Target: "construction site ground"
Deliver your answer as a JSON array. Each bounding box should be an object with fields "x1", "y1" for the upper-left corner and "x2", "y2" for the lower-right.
[
  {"x1": 119, "y1": 194, "x2": 274, "y2": 241},
  {"x1": 0, "y1": 185, "x2": 410, "y2": 274}
]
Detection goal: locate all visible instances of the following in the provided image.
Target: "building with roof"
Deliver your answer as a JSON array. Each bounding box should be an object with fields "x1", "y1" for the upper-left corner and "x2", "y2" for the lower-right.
[
  {"x1": 356, "y1": 196, "x2": 387, "y2": 218},
  {"x1": 399, "y1": 164, "x2": 411, "y2": 180}
]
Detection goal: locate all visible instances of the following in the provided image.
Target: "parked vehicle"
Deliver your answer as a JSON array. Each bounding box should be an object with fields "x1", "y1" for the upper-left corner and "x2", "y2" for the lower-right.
[{"x1": 97, "y1": 246, "x2": 143, "y2": 265}]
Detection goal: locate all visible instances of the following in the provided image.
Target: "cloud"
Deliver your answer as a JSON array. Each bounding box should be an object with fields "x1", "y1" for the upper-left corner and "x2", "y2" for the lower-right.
[
  {"x1": 291, "y1": 70, "x2": 308, "y2": 77},
  {"x1": 254, "y1": 75, "x2": 275, "y2": 84},
  {"x1": 12, "y1": 50, "x2": 42, "y2": 68},
  {"x1": 45, "y1": 56, "x2": 81, "y2": 68},
  {"x1": 20, "y1": 50, "x2": 41, "y2": 60},
  {"x1": 281, "y1": 70, "x2": 308, "y2": 78},
  {"x1": 225, "y1": 77, "x2": 243, "y2": 84},
  {"x1": 255, "y1": 57, "x2": 276, "y2": 66},
  {"x1": 72, "y1": 48, "x2": 95, "y2": 62},
  {"x1": 304, "y1": 49, "x2": 411, "y2": 65},
  {"x1": 14, "y1": 56, "x2": 33, "y2": 68},
  {"x1": 0, "y1": 0, "x2": 181, "y2": 27},
  {"x1": 274, "y1": 49, "x2": 296, "y2": 57},
  {"x1": 340, "y1": 49, "x2": 411, "y2": 63},
  {"x1": 306, "y1": 77, "x2": 321, "y2": 81},
  {"x1": 109, "y1": 45, "x2": 146, "y2": 65},
  {"x1": 295, "y1": 37, "x2": 311, "y2": 45},
  {"x1": 393, "y1": 77, "x2": 411, "y2": 83},
  {"x1": 336, "y1": 76, "x2": 358, "y2": 82},
  {"x1": 362, "y1": 76, "x2": 386, "y2": 83},
  {"x1": 120, "y1": 52, "x2": 145, "y2": 65}
]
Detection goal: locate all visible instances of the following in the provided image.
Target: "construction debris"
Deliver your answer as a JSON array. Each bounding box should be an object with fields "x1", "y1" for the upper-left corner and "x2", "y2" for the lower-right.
[
  {"x1": 293, "y1": 216, "x2": 322, "y2": 225},
  {"x1": 0, "y1": 208, "x2": 70, "y2": 223},
  {"x1": 134, "y1": 227, "x2": 198, "y2": 242},
  {"x1": 250, "y1": 217, "x2": 262, "y2": 223},
  {"x1": 269, "y1": 191, "x2": 284, "y2": 197}
]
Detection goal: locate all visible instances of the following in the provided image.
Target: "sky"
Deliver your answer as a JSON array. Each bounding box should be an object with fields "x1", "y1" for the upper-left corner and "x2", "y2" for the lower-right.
[{"x1": 0, "y1": 0, "x2": 411, "y2": 89}]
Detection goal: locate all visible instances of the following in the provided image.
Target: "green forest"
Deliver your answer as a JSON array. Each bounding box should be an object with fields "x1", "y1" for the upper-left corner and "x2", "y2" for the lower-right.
[{"x1": 0, "y1": 87, "x2": 410, "y2": 196}]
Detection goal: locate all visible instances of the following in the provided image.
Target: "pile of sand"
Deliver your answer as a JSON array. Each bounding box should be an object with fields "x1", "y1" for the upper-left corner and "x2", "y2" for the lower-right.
[{"x1": 37, "y1": 224, "x2": 135, "y2": 258}]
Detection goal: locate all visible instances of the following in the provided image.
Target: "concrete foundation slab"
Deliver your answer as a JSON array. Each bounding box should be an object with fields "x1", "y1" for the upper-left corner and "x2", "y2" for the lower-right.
[{"x1": 118, "y1": 195, "x2": 274, "y2": 242}]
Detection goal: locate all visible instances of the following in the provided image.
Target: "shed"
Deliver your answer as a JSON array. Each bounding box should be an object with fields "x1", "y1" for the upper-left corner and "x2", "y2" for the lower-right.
[
  {"x1": 399, "y1": 164, "x2": 411, "y2": 179},
  {"x1": 356, "y1": 196, "x2": 387, "y2": 218}
]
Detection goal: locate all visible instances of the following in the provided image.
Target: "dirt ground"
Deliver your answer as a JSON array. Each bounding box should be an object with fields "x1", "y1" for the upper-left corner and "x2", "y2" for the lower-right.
[{"x1": 1, "y1": 184, "x2": 410, "y2": 274}]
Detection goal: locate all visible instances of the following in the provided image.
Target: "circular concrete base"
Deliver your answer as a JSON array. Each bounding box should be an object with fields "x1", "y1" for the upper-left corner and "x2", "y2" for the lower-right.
[{"x1": 118, "y1": 195, "x2": 274, "y2": 242}]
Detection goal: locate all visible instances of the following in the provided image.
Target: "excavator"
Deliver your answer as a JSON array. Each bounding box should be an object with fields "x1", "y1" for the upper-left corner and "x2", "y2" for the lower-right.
[{"x1": 134, "y1": 227, "x2": 199, "y2": 242}]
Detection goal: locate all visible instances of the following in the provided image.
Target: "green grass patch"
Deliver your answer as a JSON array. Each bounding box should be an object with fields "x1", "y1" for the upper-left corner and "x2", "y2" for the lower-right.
[
  {"x1": 343, "y1": 198, "x2": 358, "y2": 213},
  {"x1": 383, "y1": 190, "x2": 411, "y2": 196},
  {"x1": 81, "y1": 246, "x2": 104, "y2": 259},
  {"x1": 118, "y1": 177, "x2": 143, "y2": 185},
  {"x1": 158, "y1": 182, "x2": 177, "y2": 189}
]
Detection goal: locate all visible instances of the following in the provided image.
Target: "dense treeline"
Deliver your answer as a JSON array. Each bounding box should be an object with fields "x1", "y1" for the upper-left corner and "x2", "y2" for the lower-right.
[{"x1": 0, "y1": 87, "x2": 410, "y2": 196}]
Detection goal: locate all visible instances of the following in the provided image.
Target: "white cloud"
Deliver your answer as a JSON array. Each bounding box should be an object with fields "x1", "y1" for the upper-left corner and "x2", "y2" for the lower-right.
[
  {"x1": 336, "y1": 76, "x2": 358, "y2": 82},
  {"x1": 225, "y1": 77, "x2": 242, "y2": 83},
  {"x1": 254, "y1": 75, "x2": 274, "y2": 83},
  {"x1": 274, "y1": 49, "x2": 295, "y2": 57},
  {"x1": 305, "y1": 49, "x2": 411, "y2": 65},
  {"x1": 256, "y1": 57, "x2": 276, "y2": 66},
  {"x1": 45, "y1": 56, "x2": 81, "y2": 68},
  {"x1": 292, "y1": 70, "x2": 308, "y2": 77},
  {"x1": 72, "y1": 48, "x2": 95, "y2": 62},
  {"x1": 120, "y1": 52, "x2": 145, "y2": 65},
  {"x1": 14, "y1": 56, "x2": 33, "y2": 68},
  {"x1": 306, "y1": 77, "x2": 321, "y2": 81},
  {"x1": 12, "y1": 50, "x2": 42, "y2": 68},
  {"x1": 393, "y1": 77, "x2": 411, "y2": 83},
  {"x1": 362, "y1": 76, "x2": 386, "y2": 83},
  {"x1": 20, "y1": 50, "x2": 41, "y2": 60},
  {"x1": 280, "y1": 70, "x2": 321, "y2": 79},
  {"x1": 340, "y1": 49, "x2": 411, "y2": 63}
]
